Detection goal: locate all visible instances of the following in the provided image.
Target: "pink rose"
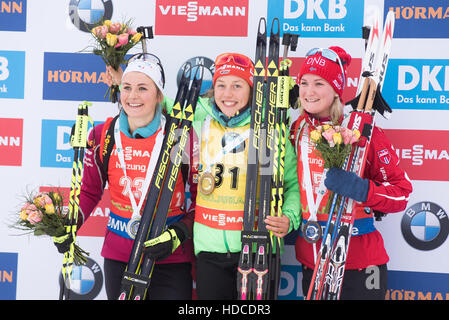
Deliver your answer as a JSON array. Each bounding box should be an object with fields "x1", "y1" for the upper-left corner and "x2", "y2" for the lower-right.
[
  {"x1": 322, "y1": 128, "x2": 336, "y2": 143},
  {"x1": 93, "y1": 25, "x2": 108, "y2": 39},
  {"x1": 340, "y1": 128, "x2": 360, "y2": 145},
  {"x1": 27, "y1": 210, "x2": 43, "y2": 225},
  {"x1": 22, "y1": 203, "x2": 37, "y2": 211},
  {"x1": 37, "y1": 194, "x2": 52, "y2": 207},
  {"x1": 115, "y1": 33, "x2": 129, "y2": 48},
  {"x1": 340, "y1": 128, "x2": 353, "y2": 145},
  {"x1": 109, "y1": 22, "x2": 121, "y2": 34}
]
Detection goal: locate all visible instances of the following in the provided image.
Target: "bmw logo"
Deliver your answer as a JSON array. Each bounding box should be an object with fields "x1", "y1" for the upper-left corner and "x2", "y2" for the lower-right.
[
  {"x1": 401, "y1": 201, "x2": 449, "y2": 251},
  {"x1": 59, "y1": 257, "x2": 104, "y2": 300},
  {"x1": 69, "y1": 0, "x2": 113, "y2": 33},
  {"x1": 177, "y1": 56, "x2": 214, "y2": 95}
]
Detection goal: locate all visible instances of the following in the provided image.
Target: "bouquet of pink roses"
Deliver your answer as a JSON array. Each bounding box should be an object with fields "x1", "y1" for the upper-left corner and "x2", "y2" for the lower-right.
[
  {"x1": 310, "y1": 124, "x2": 361, "y2": 169},
  {"x1": 310, "y1": 124, "x2": 361, "y2": 214},
  {"x1": 90, "y1": 20, "x2": 143, "y2": 103},
  {"x1": 12, "y1": 189, "x2": 88, "y2": 266}
]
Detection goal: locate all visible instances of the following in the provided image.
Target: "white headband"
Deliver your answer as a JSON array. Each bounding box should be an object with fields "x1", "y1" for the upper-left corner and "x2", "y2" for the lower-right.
[{"x1": 122, "y1": 59, "x2": 164, "y2": 92}]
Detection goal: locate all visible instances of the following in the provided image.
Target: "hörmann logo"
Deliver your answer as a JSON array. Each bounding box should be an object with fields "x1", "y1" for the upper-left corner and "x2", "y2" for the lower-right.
[
  {"x1": 155, "y1": 0, "x2": 248, "y2": 36},
  {"x1": 43, "y1": 52, "x2": 118, "y2": 102},
  {"x1": 385, "y1": 0, "x2": 449, "y2": 38}
]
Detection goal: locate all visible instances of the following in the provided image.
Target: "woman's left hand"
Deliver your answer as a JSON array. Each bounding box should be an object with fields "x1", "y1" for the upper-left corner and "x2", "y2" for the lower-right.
[{"x1": 264, "y1": 215, "x2": 290, "y2": 238}]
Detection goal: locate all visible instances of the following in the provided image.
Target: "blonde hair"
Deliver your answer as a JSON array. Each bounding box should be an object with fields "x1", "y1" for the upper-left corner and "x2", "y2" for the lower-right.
[{"x1": 297, "y1": 95, "x2": 343, "y2": 124}]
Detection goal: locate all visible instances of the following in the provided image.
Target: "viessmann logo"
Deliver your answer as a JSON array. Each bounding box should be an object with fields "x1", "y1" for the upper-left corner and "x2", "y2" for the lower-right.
[
  {"x1": 155, "y1": 0, "x2": 249, "y2": 36},
  {"x1": 384, "y1": 129, "x2": 449, "y2": 181}
]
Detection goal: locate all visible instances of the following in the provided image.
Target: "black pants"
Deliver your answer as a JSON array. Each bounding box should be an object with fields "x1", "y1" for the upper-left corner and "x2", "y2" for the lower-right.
[
  {"x1": 196, "y1": 252, "x2": 240, "y2": 300},
  {"x1": 302, "y1": 264, "x2": 388, "y2": 300},
  {"x1": 103, "y1": 258, "x2": 193, "y2": 300}
]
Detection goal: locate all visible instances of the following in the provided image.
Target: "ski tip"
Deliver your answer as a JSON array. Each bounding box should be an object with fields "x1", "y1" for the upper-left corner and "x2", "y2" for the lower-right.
[
  {"x1": 382, "y1": 111, "x2": 392, "y2": 119},
  {"x1": 182, "y1": 62, "x2": 192, "y2": 80},
  {"x1": 257, "y1": 17, "x2": 267, "y2": 35},
  {"x1": 193, "y1": 64, "x2": 204, "y2": 81}
]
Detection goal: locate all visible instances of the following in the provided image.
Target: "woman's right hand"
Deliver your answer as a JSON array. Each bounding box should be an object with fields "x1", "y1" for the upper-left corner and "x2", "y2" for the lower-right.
[{"x1": 105, "y1": 65, "x2": 123, "y2": 87}]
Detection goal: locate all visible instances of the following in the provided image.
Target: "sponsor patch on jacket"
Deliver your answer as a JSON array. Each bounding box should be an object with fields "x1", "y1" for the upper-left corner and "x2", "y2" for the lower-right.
[{"x1": 378, "y1": 148, "x2": 391, "y2": 165}]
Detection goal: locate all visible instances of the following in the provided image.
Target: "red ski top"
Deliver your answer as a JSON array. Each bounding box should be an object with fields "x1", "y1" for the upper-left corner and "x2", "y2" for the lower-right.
[
  {"x1": 291, "y1": 113, "x2": 413, "y2": 270},
  {"x1": 78, "y1": 116, "x2": 194, "y2": 264}
]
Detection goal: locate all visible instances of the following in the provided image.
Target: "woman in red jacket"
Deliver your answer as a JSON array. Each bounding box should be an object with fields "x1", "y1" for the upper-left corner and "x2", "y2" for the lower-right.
[
  {"x1": 54, "y1": 56, "x2": 194, "y2": 300},
  {"x1": 291, "y1": 46, "x2": 413, "y2": 299}
]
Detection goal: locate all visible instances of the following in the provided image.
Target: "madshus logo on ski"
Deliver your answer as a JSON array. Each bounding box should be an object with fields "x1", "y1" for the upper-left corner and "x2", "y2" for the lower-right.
[
  {"x1": 68, "y1": 0, "x2": 113, "y2": 33},
  {"x1": 385, "y1": 0, "x2": 449, "y2": 38},
  {"x1": 267, "y1": 0, "x2": 364, "y2": 37},
  {"x1": 0, "y1": 50, "x2": 26, "y2": 99},
  {"x1": 176, "y1": 56, "x2": 214, "y2": 95},
  {"x1": 0, "y1": 0, "x2": 27, "y2": 31},
  {"x1": 59, "y1": 257, "x2": 104, "y2": 300},
  {"x1": 401, "y1": 201, "x2": 449, "y2": 251}
]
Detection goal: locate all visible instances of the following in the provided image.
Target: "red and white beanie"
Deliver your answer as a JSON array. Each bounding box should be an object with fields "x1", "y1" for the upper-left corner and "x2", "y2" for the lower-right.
[{"x1": 297, "y1": 46, "x2": 352, "y2": 101}]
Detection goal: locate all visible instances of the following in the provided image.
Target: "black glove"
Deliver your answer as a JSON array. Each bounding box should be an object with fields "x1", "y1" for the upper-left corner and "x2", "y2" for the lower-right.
[
  {"x1": 289, "y1": 84, "x2": 299, "y2": 109},
  {"x1": 52, "y1": 232, "x2": 73, "y2": 254},
  {"x1": 144, "y1": 222, "x2": 189, "y2": 261}
]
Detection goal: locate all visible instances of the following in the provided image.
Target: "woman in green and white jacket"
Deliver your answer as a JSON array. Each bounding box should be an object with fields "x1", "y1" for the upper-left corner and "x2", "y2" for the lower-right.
[
  {"x1": 106, "y1": 52, "x2": 301, "y2": 300},
  {"x1": 185, "y1": 53, "x2": 301, "y2": 300}
]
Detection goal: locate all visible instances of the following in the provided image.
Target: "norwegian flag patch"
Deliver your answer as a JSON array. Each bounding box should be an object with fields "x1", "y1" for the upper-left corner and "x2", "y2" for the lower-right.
[{"x1": 378, "y1": 148, "x2": 391, "y2": 165}]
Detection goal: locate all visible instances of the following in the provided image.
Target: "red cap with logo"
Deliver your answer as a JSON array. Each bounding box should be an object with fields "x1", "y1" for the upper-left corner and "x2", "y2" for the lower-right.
[
  {"x1": 297, "y1": 46, "x2": 352, "y2": 101},
  {"x1": 213, "y1": 53, "x2": 255, "y2": 87}
]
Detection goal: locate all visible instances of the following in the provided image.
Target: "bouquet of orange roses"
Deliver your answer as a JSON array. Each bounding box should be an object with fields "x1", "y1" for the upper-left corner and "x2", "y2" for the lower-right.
[
  {"x1": 91, "y1": 20, "x2": 143, "y2": 103},
  {"x1": 12, "y1": 189, "x2": 88, "y2": 266}
]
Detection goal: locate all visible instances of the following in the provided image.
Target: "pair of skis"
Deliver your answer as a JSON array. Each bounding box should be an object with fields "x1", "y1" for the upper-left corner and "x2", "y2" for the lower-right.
[
  {"x1": 237, "y1": 17, "x2": 296, "y2": 300},
  {"x1": 306, "y1": 8, "x2": 395, "y2": 300},
  {"x1": 60, "y1": 101, "x2": 93, "y2": 300},
  {"x1": 117, "y1": 26, "x2": 203, "y2": 300},
  {"x1": 118, "y1": 63, "x2": 203, "y2": 300}
]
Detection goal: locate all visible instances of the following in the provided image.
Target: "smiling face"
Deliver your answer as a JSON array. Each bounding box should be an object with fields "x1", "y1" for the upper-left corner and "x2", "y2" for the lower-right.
[
  {"x1": 213, "y1": 75, "x2": 251, "y2": 117},
  {"x1": 120, "y1": 71, "x2": 162, "y2": 133},
  {"x1": 299, "y1": 73, "x2": 337, "y2": 119}
]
